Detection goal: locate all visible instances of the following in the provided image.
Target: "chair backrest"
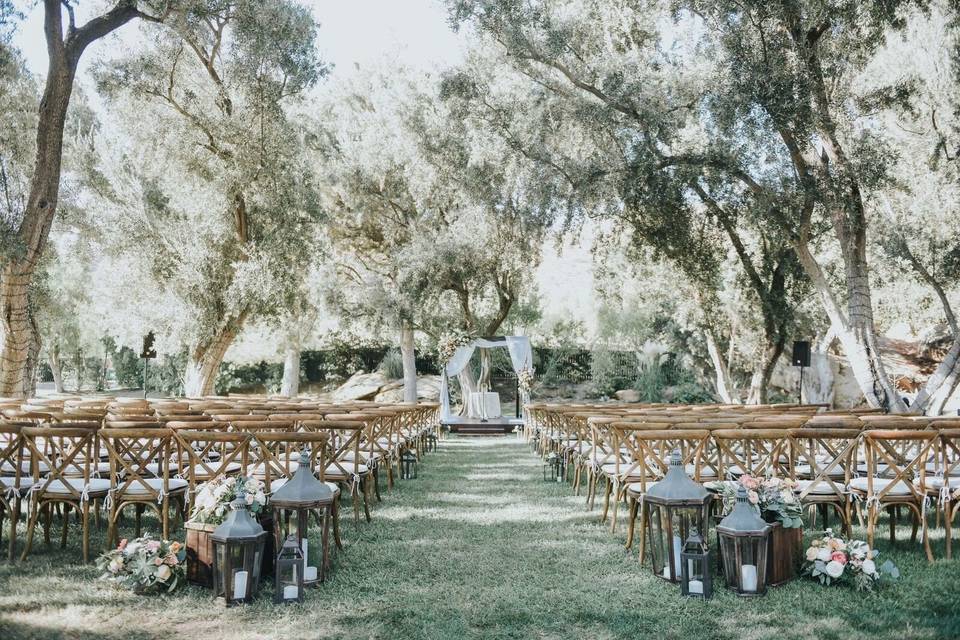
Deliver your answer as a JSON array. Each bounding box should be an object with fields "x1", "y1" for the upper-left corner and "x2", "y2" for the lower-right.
[
  {"x1": 22, "y1": 425, "x2": 98, "y2": 500},
  {"x1": 99, "y1": 427, "x2": 175, "y2": 501},
  {"x1": 788, "y1": 428, "x2": 860, "y2": 500},
  {"x1": 305, "y1": 420, "x2": 364, "y2": 480},
  {"x1": 712, "y1": 429, "x2": 791, "y2": 479},
  {"x1": 861, "y1": 430, "x2": 938, "y2": 503},
  {"x1": 249, "y1": 431, "x2": 329, "y2": 492},
  {"x1": 172, "y1": 428, "x2": 251, "y2": 484},
  {"x1": 0, "y1": 423, "x2": 24, "y2": 489}
]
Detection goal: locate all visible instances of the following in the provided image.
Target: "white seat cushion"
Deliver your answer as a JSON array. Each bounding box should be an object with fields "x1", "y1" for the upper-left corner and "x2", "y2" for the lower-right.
[
  {"x1": 625, "y1": 480, "x2": 658, "y2": 495},
  {"x1": 325, "y1": 462, "x2": 369, "y2": 476},
  {"x1": 847, "y1": 477, "x2": 914, "y2": 496},
  {"x1": 685, "y1": 463, "x2": 717, "y2": 478},
  {"x1": 115, "y1": 478, "x2": 188, "y2": 495},
  {"x1": 919, "y1": 476, "x2": 960, "y2": 490},
  {"x1": 795, "y1": 463, "x2": 846, "y2": 478},
  {"x1": 2, "y1": 460, "x2": 50, "y2": 474},
  {"x1": 795, "y1": 479, "x2": 843, "y2": 495},
  {"x1": 0, "y1": 475, "x2": 33, "y2": 492},
  {"x1": 40, "y1": 478, "x2": 111, "y2": 495},
  {"x1": 600, "y1": 463, "x2": 644, "y2": 479}
]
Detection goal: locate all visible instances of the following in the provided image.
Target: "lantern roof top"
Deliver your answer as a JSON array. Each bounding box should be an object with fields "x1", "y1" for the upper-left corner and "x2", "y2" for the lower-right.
[
  {"x1": 211, "y1": 499, "x2": 267, "y2": 543},
  {"x1": 645, "y1": 450, "x2": 711, "y2": 505},
  {"x1": 270, "y1": 448, "x2": 335, "y2": 507},
  {"x1": 717, "y1": 486, "x2": 772, "y2": 535}
]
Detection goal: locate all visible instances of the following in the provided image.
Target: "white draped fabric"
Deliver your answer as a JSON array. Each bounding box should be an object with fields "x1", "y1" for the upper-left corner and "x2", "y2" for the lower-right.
[{"x1": 439, "y1": 336, "x2": 533, "y2": 421}]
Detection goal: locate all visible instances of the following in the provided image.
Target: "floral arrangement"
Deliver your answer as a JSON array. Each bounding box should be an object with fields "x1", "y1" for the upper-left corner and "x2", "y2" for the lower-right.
[
  {"x1": 189, "y1": 475, "x2": 267, "y2": 525},
  {"x1": 718, "y1": 473, "x2": 804, "y2": 528},
  {"x1": 802, "y1": 529, "x2": 898, "y2": 591},
  {"x1": 97, "y1": 536, "x2": 185, "y2": 594},
  {"x1": 517, "y1": 367, "x2": 535, "y2": 395},
  {"x1": 437, "y1": 332, "x2": 471, "y2": 364}
]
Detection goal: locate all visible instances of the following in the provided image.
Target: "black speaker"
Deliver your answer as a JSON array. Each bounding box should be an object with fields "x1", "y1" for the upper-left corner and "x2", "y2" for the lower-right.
[
  {"x1": 140, "y1": 331, "x2": 157, "y2": 359},
  {"x1": 791, "y1": 340, "x2": 811, "y2": 367}
]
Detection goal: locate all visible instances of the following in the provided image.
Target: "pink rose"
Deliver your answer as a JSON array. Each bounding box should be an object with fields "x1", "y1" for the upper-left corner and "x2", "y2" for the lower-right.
[
  {"x1": 748, "y1": 490, "x2": 760, "y2": 504},
  {"x1": 118, "y1": 539, "x2": 128, "y2": 551},
  {"x1": 831, "y1": 552, "x2": 847, "y2": 565},
  {"x1": 740, "y1": 475, "x2": 759, "y2": 490},
  {"x1": 154, "y1": 557, "x2": 164, "y2": 566}
]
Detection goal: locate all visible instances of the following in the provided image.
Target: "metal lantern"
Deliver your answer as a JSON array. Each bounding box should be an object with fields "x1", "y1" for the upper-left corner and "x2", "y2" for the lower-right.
[
  {"x1": 274, "y1": 535, "x2": 305, "y2": 604},
  {"x1": 679, "y1": 527, "x2": 712, "y2": 599},
  {"x1": 543, "y1": 451, "x2": 563, "y2": 482},
  {"x1": 644, "y1": 449, "x2": 713, "y2": 583},
  {"x1": 425, "y1": 432, "x2": 438, "y2": 452},
  {"x1": 716, "y1": 485, "x2": 772, "y2": 596},
  {"x1": 270, "y1": 448, "x2": 334, "y2": 586},
  {"x1": 401, "y1": 450, "x2": 418, "y2": 479},
  {"x1": 211, "y1": 498, "x2": 267, "y2": 606}
]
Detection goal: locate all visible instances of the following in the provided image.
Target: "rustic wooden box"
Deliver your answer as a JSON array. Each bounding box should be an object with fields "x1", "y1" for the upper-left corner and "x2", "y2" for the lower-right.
[{"x1": 185, "y1": 521, "x2": 217, "y2": 588}]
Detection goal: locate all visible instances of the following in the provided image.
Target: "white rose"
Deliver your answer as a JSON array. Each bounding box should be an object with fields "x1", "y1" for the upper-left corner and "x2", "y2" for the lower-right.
[
  {"x1": 825, "y1": 560, "x2": 845, "y2": 578},
  {"x1": 816, "y1": 548, "x2": 832, "y2": 563},
  {"x1": 156, "y1": 564, "x2": 172, "y2": 581},
  {"x1": 862, "y1": 559, "x2": 877, "y2": 576}
]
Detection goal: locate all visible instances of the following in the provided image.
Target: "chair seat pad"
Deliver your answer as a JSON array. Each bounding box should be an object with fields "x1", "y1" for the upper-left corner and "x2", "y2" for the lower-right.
[
  {"x1": 600, "y1": 463, "x2": 645, "y2": 479},
  {"x1": 626, "y1": 481, "x2": 658, "y2": 495},
  {"x1": 325, "y1": 462, "x2": 369, "y2": 476},
  {"x1": 115, "y1": 478, "x2": 188, "y2": 496},
  {"x1": 847, "y1": 477, "x2": 914, "y2": 496},
  {"x1": 794, "y1": 479, "x2": 844, "y2": 495},
  {"x1": 0, "y1": 475, "x2": 34, "y2": 493},
  {"x1": 918, "y1": 476, "x2": 960, "y2": 490},
  {"x1": 795, "y1": 463, "x2": 846, "y2": 479},
  {"x1": 40, "y1": 478, "x2": 111, "y2": 495},
  {"x1": 685, "y1": 463, "x2": 718, "y2": 478}
]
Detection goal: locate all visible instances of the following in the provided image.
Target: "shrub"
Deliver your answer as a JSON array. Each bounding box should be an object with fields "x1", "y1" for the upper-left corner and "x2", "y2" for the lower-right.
[{"x1": 378, "y1": 348, "x2": 405, "y2": 379}]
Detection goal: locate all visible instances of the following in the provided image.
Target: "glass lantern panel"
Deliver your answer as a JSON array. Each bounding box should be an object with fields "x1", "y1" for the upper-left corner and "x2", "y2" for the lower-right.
[{"x1": 648, "y1": 505, "x2": 666, "y2": 577}]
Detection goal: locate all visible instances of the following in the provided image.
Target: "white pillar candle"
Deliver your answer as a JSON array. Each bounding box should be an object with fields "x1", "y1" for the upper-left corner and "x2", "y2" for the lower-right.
[
  {"x1": 283, "y1": 585, "x2": 299, "y2": 600},
  {"x1": 232, "y1": 570, "x2": 248, "y2": 600},
  {"x1": 300, "y1": 538, "x2": 308, "y2": 568},
  {"x1": 688, "y1": 579, "x2": 703, "y2": 595},
  {"x1": 304, "y1": 566, "x2": 318, "y2": 582},
  {"x1": 672, "y1": 535, "x2": 682, "y2": 577},
  {"x1": 740, "y1": 564, "x2": 758, "y2": 592},
  {"x1": 662, "y1": 566, "x2": 671, "y2": 579}
]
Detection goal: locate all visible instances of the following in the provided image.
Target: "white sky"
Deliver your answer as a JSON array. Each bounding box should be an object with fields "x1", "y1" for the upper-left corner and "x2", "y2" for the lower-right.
[{"x1": 11, "y1": 0, "x2": 597, "y2": 352}]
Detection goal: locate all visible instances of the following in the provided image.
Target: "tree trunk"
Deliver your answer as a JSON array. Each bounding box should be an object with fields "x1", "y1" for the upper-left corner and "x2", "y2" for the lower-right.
[
  {"x1": 280, "y1": 346, "x2": 300, "y2": 398},
  {"x1": 914, "y1": 338, "x2": 960, "y2": 415},
  {"x1": 705, "y1": 327, "x2": 739, "y2": 404},
  {"x1": 399, "y1": 324, "x2": 417, "y2": 404},
  {"x1": 0, "y1": 2, "x2": 148, "y2": 398},
  {"x1": 48, "y1": 342, "x2": 64, "y2": 393},
  {"x1": 184, "y1": 315, "x2": 247, "y2": 397},
  {"x1": 747, "y1": 333, "x2": 787, "y2": 405},
  {"x1": 793, "y1": 240, "x2": 905, "y2": 412}
]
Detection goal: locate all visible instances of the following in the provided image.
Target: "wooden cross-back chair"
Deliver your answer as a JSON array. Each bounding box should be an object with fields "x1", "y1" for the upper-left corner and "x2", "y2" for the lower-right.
[
  {"x1": 171, "y1": 429, "x2": 250, "y2": 509},
  {"x1": 251, "y1": 431, "x2": 342, "y2": 551},
  {"x1": 616, "y1": 428, "x2": 711, "y2": 561},
  {"x1": 930, "y1": 429, "x2": 960, "y2": 559},
  {"x1": 303, "y1": 420, "x2": 372, "y2": 526},
  {"x1": 327, "y1": 413, "x2": 390, "y2": 492},
  {"x1": 20, "y1": 425, "x2": 108, "y2": 563},
  {"x1": 99, "y1": 427, "x2": 187, "y2": 546},
  {"x1": 788, "y1": 427, "x2": 860, "y2": 536},
  {"x1": 850, "y1": 430, "x2": 937, "y2": 563}
]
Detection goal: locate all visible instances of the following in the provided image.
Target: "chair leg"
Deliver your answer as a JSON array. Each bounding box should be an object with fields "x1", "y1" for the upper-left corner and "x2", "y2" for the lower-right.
[
  {"x1": 7, "y1": 498, "x2": 18, "y2": 563},
  {"x1": 625, "y1": 496, "x2": 638, "y2": 550},
  {"x1": 20, "y1": 499, "x2": 41, "y2": 562},
  {"x1": 600, "y1": 479, "x2": 612, "y2": 524},
  {"x1": 43, "y1": 503, "x2": 52, "y2": 545},
  {"x1": 637, "y1": 505, "x2": 647, "y2": 566},
  {"x1": 362, "y1": 478, "x2": 371, "y2": 523},
  {"x1": 60, "y1": 503, "x2": 70, "y2": 548},
  {"x1": 82, "y1": 501, "x2": 91, "y2": 564},
  {"x1": 373, "y1": 469, "x2": 382, "y2": 502},
  {"x1": 866, "y1": 504, "x2": 877, "y2": 550},
  {"x1": 332, "y1": 499, "x2": 343, "y2": 550},
  {"x1": 946, "y1": 501, "x2": 953, "y2": 560}
]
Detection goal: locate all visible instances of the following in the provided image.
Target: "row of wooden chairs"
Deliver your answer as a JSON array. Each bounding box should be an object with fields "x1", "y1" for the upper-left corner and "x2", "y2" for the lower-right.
[
  {"x1": 526, "y1": 403, "x2": 960, "y2": 564},
  {"x1": 0, "y1": 398, "x2": 440, "y2": 564}
]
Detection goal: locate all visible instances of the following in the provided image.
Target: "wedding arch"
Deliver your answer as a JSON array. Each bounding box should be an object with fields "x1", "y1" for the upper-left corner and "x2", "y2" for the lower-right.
[{"x1": 439, "y1": 336, "x2": 533, "y2": 421}]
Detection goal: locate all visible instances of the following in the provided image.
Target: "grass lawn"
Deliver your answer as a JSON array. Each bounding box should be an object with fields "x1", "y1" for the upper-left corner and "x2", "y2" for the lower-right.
[{"x1": 1, "y1": 435, "x2": 959, "y2": 640}]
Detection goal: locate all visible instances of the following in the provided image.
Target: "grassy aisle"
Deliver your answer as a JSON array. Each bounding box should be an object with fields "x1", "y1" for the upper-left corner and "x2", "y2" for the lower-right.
[{"x1": 1, "y1": 435, "x2": 959, "y2": 639}]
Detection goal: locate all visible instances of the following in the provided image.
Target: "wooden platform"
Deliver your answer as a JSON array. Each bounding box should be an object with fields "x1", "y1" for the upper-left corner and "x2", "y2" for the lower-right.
[{"x1": 442, "y1": 416, "x2": 523, "y2": 436}]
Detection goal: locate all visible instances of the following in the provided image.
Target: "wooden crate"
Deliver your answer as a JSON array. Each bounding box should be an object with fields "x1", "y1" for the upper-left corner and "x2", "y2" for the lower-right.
[{"x1": 185, "y1": 521, "x2": 217, "y2": 588}]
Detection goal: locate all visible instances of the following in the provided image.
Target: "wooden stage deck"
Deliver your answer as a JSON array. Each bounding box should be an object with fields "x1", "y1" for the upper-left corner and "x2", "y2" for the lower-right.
[{"x1": 441, "y1": 416, "x2": 523, "y2": 435}]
